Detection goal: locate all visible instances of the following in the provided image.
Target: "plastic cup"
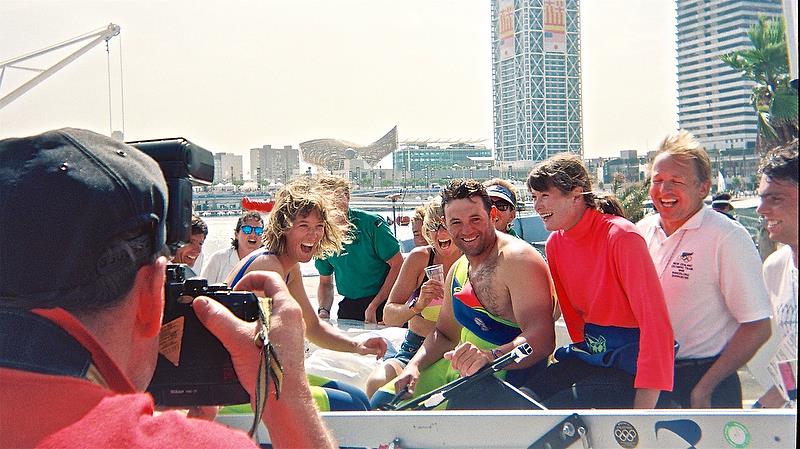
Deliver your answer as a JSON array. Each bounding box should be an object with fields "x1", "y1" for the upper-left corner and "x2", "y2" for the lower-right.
[{"x1": 424, "y1": 264, "x2": 444, "y2": 284}]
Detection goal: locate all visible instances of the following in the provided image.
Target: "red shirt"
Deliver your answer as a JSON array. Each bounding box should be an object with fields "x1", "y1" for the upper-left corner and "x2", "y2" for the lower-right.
[
  {"x1": 546, "y1": 208, "x2": 674, "y2": 390},
  {"x1": 0, "y1": 308, "x2": 257, "y2": 449}
]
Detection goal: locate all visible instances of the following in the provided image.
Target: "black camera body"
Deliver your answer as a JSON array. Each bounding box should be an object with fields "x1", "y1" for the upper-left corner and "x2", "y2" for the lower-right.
[
  {"x1": 131, "y1": 138, "x2": 257, "y2": 406},
  {"x1": 146, "y1": 264, "x2": 259, "y2": 406}
]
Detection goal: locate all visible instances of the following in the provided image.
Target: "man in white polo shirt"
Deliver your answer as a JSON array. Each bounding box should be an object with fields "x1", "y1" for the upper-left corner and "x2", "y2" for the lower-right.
[{"x1": 637, "y1": 130, "x2": 772, "y2": 408}]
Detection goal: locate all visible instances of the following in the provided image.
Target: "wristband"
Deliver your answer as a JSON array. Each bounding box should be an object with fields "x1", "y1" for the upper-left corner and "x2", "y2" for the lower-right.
[{"x1": 317, "y1": 306, "x2": 330, "y2": 315}]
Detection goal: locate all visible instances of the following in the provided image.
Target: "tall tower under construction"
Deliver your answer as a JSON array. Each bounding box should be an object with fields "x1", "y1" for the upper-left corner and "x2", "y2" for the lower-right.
[
  {"x1": 676, "y1": 0, "x2": 783, "y2": 153},
  {"x1": 491, "y1": 0, "x2": 583, "y2": 167}
]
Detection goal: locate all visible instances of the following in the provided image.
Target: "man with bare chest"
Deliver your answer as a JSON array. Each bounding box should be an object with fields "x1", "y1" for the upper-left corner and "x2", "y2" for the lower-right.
[{"x1": 370, "y1": 179, "x2": 555, "y2": 409}]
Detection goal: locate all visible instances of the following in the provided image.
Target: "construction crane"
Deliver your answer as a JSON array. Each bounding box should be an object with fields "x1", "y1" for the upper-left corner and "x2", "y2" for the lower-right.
[{"x1": 0, "y1": 23, "x2": 121, "y2": 110}]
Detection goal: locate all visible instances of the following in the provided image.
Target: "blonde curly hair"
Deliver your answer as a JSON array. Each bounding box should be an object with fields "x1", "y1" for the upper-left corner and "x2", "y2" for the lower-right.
[{"x1": 262, "y1": 177, "x2": 350, "y2": 259}]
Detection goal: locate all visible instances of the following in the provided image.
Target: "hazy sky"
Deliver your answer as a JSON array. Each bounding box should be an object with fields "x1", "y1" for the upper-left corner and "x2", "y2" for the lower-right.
[{"x1": 0, "y1": 0, "x2": 677, "y2": 172}]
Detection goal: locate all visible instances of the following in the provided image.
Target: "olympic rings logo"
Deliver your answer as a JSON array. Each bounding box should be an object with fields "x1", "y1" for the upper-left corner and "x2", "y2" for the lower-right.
[
  {"x1": 613, "y1": 421, "x2": 640, "y2": 448},
  {"x1": 614, "y1": 428, "x2": 638, "y2": 441}
]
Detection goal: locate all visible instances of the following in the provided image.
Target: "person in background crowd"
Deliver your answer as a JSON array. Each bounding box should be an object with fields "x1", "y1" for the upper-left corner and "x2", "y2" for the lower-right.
[
  {"x1": 366, "y1": 198, "x2": 463, "y2": 397},
  {"x1": 371, "y1": 179, "x2": 555, "y2": 410},
  {"x1": 711, "y1": 192, "x2": 736, "y2": 220},
  {"x1": 637, "y1": 130, "x2": 772, "y2": 408},
  {"x1": 315, "y1": 175, "x2": 403, "y2": 323},
  {"x1": 484, "y1": 179, "x2": 520, "y2": 237},
  {"x1": 523, "y1": 153, "x2": 674, "y2": 409},
  {"x1": 172, "y1": 214, "x2": 208, "y2": 273},
  {"x1": 410, "y1": 205, "x2": 429, "y2": 247},
  {"x1": 753, "y1": 140, "x2": 798, "y2": 408},
  {"x1": 0, "y1": 128, "x2": 335, "y2": 449},
  {"x1": 227, "y1": 176, "x2": 386, "y2": 411},
  {"x1": 200, "y1": 211, "x2": 263, "y2": 284}
]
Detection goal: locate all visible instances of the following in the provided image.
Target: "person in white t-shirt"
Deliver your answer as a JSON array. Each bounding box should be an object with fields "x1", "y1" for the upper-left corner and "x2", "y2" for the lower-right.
[
  {"x1": 753, "y1": 140, "x2": 798, "y2": 408},
  {"x1": 200, "y1": 211, "x2": 264, "y2": 284},
  {"x1": 637, "y1": 130, "x2": 772, "y2": 408}
]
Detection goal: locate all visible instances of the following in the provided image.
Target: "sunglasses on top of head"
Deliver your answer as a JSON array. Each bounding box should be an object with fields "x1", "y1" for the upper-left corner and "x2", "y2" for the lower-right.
[
  {"x1": 492, "y1": 201, "x2": 513, "y2": 212},
  {"x1": 240, "y1": 225, "x2": 264, "y2": 236}
]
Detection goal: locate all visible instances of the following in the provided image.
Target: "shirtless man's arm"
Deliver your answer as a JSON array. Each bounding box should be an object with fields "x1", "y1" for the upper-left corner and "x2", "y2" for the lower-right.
[{"x1": 501, "y1": 242, "x2": 555, "y2": 367}]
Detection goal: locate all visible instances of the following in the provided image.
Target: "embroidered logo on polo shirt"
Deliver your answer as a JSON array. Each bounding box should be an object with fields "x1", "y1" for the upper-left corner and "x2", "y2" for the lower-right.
[{"x1": 670, "y1": 251, "x2": 694, "y2": 280}]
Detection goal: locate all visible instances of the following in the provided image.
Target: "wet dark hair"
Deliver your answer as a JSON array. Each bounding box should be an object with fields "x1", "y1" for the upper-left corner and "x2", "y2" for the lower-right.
[
  {"x1": 231, "y1": 210, "x2": 263, "y2": 249},
  {"x1": 527, "y1": 153, "x2": 626, "y2": 218},
  {"x1": 760, "y1": 139, "x2": 798, "y2": 185},
  {"x1": 191, "y1": 214, "x2": 208, "y2": 237},
  {"x1": 440, "y1": 179, "x2": 492, "y2": 214}
]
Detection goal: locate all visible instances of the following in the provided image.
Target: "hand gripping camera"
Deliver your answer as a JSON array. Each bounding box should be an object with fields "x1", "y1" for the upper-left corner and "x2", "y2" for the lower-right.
[
  {"x1": 147, "y1": 264, "x2": 259, "y2": 406},
  {"x1": 131, "y1": 138, "x2": 257, "y2": 406}
]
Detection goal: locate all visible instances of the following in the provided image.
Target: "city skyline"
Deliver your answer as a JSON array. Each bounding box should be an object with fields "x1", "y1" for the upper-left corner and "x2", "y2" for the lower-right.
[{"x1": 1, "y1": 1, "x2": 678, "y2": 174}]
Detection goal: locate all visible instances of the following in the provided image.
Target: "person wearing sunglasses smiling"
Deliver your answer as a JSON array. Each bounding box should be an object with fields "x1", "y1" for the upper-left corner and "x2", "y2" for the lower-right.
[
  {"x1": 200, "y1": 211, "x2": 265, "y2": 284},
  {"x1": 484, "y1": 180, "x2": 520, "y2": 238}
]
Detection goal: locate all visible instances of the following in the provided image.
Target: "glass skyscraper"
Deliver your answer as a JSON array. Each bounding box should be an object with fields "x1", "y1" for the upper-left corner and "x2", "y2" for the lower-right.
[
  {"x1": 676, "y1": 0, "x2": 783, "y2": 153},
  {"x1": 491, "y1": 0, "x2": 583, "y2": 166}
]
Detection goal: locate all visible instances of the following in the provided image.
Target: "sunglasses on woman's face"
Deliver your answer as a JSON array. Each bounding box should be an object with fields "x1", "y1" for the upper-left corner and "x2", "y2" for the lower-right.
[
  {"x1": 427, "y1": 223, "x2": 446, "y2": 234},
  {"x1": 492, "y1": 201, "x2": 512, "y2": 212},
  {"x1": 240, "y1": 225, "x2": 264, "y2": 236}
]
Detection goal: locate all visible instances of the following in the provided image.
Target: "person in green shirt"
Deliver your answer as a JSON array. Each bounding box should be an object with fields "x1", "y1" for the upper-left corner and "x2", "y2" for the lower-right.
[{"x1": 315, "y1": 175, "x2": 403, "y2": 323}]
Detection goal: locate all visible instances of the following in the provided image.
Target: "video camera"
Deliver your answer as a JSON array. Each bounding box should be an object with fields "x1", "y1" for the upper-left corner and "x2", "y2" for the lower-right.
[{"x1": 131, "y1": 138, "x2": 259, "y2": 406}]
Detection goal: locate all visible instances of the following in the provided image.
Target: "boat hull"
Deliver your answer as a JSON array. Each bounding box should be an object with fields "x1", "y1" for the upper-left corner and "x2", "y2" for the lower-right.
[{"x1": 218, "y1": 408, "x2": 796, "y2": 448}]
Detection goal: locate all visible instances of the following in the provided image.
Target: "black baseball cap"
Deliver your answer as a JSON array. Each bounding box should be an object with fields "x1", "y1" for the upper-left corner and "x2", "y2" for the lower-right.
[{"x1": 0, "y1": 128, "x2": 168, "y2": 308}]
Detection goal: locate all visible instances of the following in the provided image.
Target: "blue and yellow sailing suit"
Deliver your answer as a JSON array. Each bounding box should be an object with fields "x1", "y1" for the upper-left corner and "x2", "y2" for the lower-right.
[{"x1": 370, "y1": 256, "x2": 542, "y2": 409}]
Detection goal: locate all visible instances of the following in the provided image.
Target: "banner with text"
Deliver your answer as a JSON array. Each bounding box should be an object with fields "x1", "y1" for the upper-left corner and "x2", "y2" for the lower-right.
[
  {"x1": 498, "y1": 0, "x2": 515, "y2": 60},
  {"x1": 543, "y1": 0, "x2": 566, "y2": 53}
]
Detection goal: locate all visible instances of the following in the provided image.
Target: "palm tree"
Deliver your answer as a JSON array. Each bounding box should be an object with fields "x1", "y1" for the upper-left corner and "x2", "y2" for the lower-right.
[
  {"x1": 618, "y1": 180, "x2": 650, "y2": 223},
  {"x1": 721, "y1": 15, "x2": 798, "y2": 154}
]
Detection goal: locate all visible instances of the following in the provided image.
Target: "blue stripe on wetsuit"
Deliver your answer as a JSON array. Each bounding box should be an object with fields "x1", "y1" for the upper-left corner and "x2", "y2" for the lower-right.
[{"x1": 451, "y1": 259, "x2": 520, "y2": 346}]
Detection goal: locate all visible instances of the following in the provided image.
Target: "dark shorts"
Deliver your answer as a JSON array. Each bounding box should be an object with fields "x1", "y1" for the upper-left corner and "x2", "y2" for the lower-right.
[
  {"x1": 337, "y1": 295, "x2": 385, "y2": 322},
  {"x1": 656, "y1": 355, "x2": 742, "y2": 408},
  {"x1": 522, "y1": 358, "x2": 636, "y2": 409},
  {"x1": 383, "y1": 330, "x2": 425, "y2": 366}
]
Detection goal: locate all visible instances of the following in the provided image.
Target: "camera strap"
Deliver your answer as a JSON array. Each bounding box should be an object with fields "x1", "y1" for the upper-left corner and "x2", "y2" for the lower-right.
[{"x1": 248, "y1": 296, "x2": 284, "y2": 438}]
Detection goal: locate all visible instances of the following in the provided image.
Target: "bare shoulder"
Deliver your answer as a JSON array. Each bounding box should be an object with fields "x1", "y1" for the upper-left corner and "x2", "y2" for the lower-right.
[
  {"x1": 498, "y1": 233, "x2": 545, "y2": 267},
  {"x1": 404, "y1": 245, "x2": 432, "y2": 266},
  {"x1": 246, "y1": 252, "x2": 283, "y2": 274}
]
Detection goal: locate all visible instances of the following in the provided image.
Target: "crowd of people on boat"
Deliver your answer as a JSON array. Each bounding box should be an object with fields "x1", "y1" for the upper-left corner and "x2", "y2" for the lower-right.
[{"x1": 0, "y1": 128, "x2": 796, "y2": 448}]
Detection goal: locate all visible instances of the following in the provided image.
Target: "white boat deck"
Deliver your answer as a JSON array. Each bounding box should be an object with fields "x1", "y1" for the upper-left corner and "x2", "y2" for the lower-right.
[{"x1": 218, "y1": 409, "x2": 797, "y2": 448}]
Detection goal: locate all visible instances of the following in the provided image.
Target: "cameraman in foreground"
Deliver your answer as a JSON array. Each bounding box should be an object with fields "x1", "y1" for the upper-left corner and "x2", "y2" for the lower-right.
[{"x1": 0, "y1": 128, "x2": 336, "y2": 449}]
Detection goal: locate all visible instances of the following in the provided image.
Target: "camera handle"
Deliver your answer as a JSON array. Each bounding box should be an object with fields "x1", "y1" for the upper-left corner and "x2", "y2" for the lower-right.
[{"x1": 248, "y1": 296, "x2": 284, "y2": 438}]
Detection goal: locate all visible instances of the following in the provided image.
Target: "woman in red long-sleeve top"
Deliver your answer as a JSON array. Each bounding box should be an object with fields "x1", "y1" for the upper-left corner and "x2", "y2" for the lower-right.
[{"x1": 523, "y1": 153, "x2": 675, "y2": 409}]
